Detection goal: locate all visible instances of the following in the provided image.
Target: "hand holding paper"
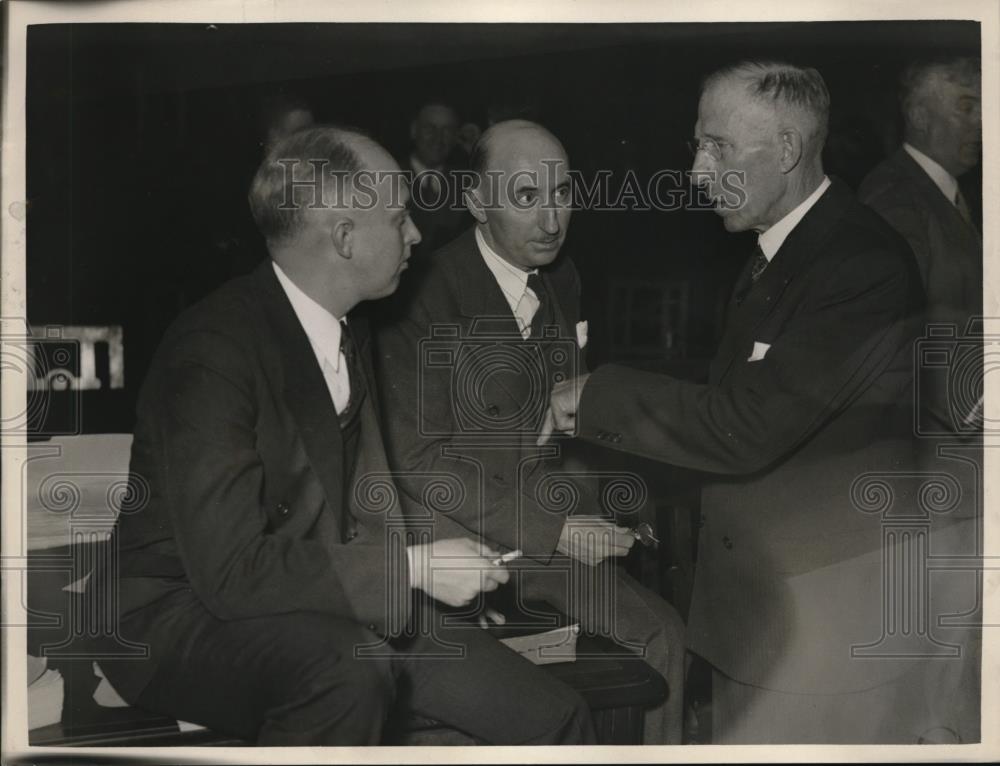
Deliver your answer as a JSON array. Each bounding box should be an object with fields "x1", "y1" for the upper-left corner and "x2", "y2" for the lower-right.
[{"x1": 555, "y1": 516, "x2": 635, "y2": 566}]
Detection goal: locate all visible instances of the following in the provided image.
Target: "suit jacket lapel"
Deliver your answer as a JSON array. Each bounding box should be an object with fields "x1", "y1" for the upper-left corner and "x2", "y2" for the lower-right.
[
  {"x1": 711, "y1": 180, "x2": 853, "y2": 384},
  {"x1": 453, "y1": 229, "x2": 582, "y2": 407},
  {"x1": 455, "y1": 229, "x2": 525, "y2": 337},
  {"x1": 453, "y1": 230, "x2": 532, "y2": 408},
  {"x1": 538, "y1": 264, "x2": 581, "y2": 381},
  {"x1": 252, "y1": 262, "x2": 346, "y2": 518},
  {"x1": 894, "y1": 148, "x2": 982, "y2": 243}
]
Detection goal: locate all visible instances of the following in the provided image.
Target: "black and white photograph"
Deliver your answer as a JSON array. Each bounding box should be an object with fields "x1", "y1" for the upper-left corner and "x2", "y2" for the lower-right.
[{"x1": 1, "y1": 0, "x2": 997, "y2": 761}]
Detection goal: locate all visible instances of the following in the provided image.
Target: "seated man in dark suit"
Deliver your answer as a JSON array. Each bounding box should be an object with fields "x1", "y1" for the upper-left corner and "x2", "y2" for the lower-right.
[
  {"x1": 376, "y1": 119, "x2": 685, "y2": 743},
  {"x1": 99, "y1": 125, "x2": 594, "y2": 746}
]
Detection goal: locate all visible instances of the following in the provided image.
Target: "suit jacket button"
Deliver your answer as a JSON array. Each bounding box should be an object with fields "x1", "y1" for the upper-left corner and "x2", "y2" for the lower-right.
[
  {"x1": 611, "y1": 433, "x2": 622, "y2": 443},
  {"x1": 347, "y1": 530, "x2": 358, "y2": 540},
  {"x1": 487, "y1": 405, "x2": 500, "y2": 416},
  {"x1": 722, "y1": 536, "x2": 733, "y2": 550},
  {"x1": 367, "y1": 623, "x2": 377, "y2": 632},
  {"x1": 277, "y1": 502, "x2": 290, "y2": 517}
]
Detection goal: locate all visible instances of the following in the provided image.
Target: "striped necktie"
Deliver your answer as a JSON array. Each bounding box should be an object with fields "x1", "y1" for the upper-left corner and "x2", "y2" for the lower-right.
[{"x1": 750, "y1": 245, "x2": 769, "y2": 283}]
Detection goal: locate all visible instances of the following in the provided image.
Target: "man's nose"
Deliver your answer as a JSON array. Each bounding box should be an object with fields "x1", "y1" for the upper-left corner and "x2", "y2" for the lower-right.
[
  {"x1": 539, "y1": 205, "x2": 561, "y2": 235},
  {"x1": 406, "y1": 217, "x2": 422, "y2": 246},
  {"x1": 690, "y1": 151, "x2": 714, "y2": 182}
]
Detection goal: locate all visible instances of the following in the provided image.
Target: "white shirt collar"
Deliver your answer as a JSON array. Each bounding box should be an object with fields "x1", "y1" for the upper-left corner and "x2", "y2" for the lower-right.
[
  {"x1": 757, "y1": 176, "x2": 831, "y2": 261},
  {"x1": 903, "y1": 143, "x2": 959, "y2": 204},
  {"x1": 475, "y1": 227, "x2": 537, "y2": 314},
  {"x1": 272, "y1": 261, "x2": 344, "y2": 372}
]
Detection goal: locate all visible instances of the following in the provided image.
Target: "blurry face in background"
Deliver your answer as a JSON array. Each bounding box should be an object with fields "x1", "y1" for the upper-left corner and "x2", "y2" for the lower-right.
[
  {"x1": 472, "y1": 126, "x2": 572, "y2": 271},
  {"x1": 691, "y1": 78, "x2": 787, "y2": 233},
  {"x1": 914, "y1": 70, "x2": 982, "y2": 177},
  {"x1": 411, "y1": 104, "x2": 459, "y2": 168},
  {"x1": 266, "y1": 108, "x2": 315, "y2": 151}
]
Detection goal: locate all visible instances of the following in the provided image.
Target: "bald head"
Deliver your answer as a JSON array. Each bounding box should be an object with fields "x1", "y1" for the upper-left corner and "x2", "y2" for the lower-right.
[
  {"x1": 465, "y1": 120, "x2": 572, "y2": 270},
  {"x1": 470, "y1": 120, "x2": 567, "y2": 182}
]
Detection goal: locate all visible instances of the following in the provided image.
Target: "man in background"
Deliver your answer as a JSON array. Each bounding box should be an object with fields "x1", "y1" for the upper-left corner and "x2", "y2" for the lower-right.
[
  {"x1": 859, "y1": 55, "x2": 983, "y2": 744},
  {"x1": 859, "y1": 56, "x2": 982, "y2": 430},
  {"x1": 377, "y1": 119, "x2": 685, "y2": 743},
  {"x1": 406, "y1": 101, "x2": 471, "y2": 255}
]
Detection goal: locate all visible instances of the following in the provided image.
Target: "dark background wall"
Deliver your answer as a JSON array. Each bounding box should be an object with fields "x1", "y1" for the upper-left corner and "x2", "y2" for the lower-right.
[{"x1": 25, "y1": 21, "x2": 981, "y2": 433}]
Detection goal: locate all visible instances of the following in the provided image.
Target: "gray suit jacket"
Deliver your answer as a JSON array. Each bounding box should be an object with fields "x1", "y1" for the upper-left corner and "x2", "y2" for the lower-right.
[
  {"x1": 859, "y1": 147, "x2": 982, "y2": 325},
  {"x1": 375, "y1": 229, "x2": 590, "y2": 562}
]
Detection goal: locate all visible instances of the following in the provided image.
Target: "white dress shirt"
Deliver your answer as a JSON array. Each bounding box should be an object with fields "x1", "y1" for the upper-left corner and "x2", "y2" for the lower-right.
[
  {"x1": 757, "y1": 176, "x2": 832, "y2": 260},
  {"x1": 903, "y1": 142, "x2": 960, "y2": 205},
  {"x1": 272, "y1": 262, "x2": 351, "y2": 413},
  {"x1": 410, "y1": 154, "x2": 444, "y2": 198},
  {"x1": 475, "y1": 227, "x2": 540, "y2": 339}
]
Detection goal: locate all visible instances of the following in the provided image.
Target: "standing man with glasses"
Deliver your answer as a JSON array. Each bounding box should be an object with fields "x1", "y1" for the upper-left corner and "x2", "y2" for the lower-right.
[{"x1": 540, "y1": 62, "x2": 942, "y2": 743}]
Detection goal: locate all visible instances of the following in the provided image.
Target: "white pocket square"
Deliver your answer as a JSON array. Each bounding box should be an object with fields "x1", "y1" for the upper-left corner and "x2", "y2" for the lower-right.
[
  {"x1": 576, "y1": 320, "x2": 589, "y2": 349},
  {"x1": 748, "y1": 341, "x2": 771, "y2": 362}
]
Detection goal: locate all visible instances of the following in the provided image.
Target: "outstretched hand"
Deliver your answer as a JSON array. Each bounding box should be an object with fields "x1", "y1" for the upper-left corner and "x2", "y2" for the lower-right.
[{"x1": 538, "y1": 374, "x2": 590, "y2": 445}]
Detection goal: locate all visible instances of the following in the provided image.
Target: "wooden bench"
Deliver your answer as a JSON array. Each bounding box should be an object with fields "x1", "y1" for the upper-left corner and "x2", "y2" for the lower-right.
[{"x1": 28, "y1": 576, "x2": 667, "y2": 747}]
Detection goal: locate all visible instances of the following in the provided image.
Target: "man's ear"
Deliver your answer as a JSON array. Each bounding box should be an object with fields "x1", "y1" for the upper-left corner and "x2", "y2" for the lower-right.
[
  {"x1": 778, "y1": 128, "x2": 803, "y2": 174},
  {"x1": 906, "y1": 102, "x2": 928, "y2": 135},
  {"x1": 464, "y1": 185, "x2": 489, "y2": 225},
  {"x1": 330, "y1": 216, "x2": 354, "y2": 259}
]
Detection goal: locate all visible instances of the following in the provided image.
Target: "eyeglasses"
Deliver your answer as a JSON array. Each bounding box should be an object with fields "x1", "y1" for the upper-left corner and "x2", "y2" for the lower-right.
[{"x1": 686, "y1": 137, "x2": 731, "y2": 161}]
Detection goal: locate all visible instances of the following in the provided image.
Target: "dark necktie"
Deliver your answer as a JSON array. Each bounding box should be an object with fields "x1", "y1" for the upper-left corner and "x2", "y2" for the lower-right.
[
  {"x1": 526, "y1": 272, "x2": 548, "y2": 338},
  {"x1": 953, "y1": 188, "x2": 974, "y2": 228},
  {"x1": 734, "y1": 245, "x2": 769, "y2": 306},
  {"x1": 338, "y1": 321, "x2": 364, "y2": 425},
  {"x1": 750, "y1": 245, "x2": 769, "y2": 283}
]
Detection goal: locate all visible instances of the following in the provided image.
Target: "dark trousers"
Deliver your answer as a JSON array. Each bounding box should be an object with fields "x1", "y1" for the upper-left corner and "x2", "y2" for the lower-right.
[
  {"x1": 517, "y1": 558, "x2": 685, "y2": 744},
  {"x1": 130, "y1": 603, "x2": 595, "y2": 746}
]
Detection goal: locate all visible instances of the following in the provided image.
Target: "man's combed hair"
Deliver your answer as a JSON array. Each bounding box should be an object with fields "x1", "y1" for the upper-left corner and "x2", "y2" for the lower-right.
[
  {"x1": 704, "y1": 60, "x2": 831, "y2": 146},
  {"x1": 248, "y1": 125, "x2": 368, "y2": 245},
  {"x1": 899, "y1": 56, "x2": 981, "y2": 129}
]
